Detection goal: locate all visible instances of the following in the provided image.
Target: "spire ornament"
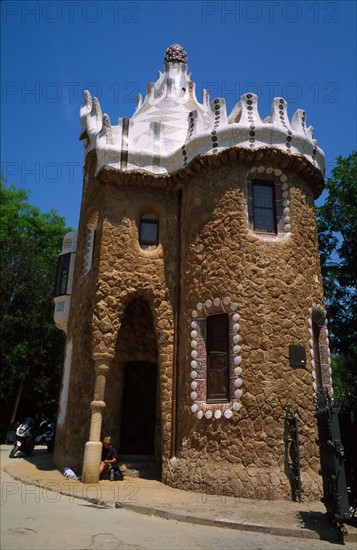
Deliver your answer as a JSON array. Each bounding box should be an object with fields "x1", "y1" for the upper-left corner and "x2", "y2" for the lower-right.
[{"x1": 164, "y1": 44, "x2": 188, "y2": 64}]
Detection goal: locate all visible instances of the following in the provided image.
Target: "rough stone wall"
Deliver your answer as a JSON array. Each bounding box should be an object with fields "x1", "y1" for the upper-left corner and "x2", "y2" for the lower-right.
[
  {"x1": 55, "y1": 162, "x2": 179, "y2": 468},
  {"x1": 87, "y1": 178, "x2": 178, "y2": 454},
  {"x1": 165, "y1": 159, "x2": 324, "y2": 500},
  {"x1": 55, "y1": 149, "x2": 327, "y2": 500}
]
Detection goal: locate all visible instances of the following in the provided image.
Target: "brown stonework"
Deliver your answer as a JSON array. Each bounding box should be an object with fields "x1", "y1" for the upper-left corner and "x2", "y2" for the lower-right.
[{"x1": 54, "y1": 150, "x2": 328, "y2": 500}]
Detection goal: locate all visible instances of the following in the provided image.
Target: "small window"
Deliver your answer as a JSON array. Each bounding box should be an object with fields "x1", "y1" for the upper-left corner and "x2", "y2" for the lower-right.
[
  {"x1": 85, "y1": 226, "x2": 97, "y2": 272},
  {"x1": 81, "y1": 214, "x2": 98, "y2": 277},
  {"x1": 252, "y1": 181, "x2": 277, "y2": 233},
  {"x1": 54, "y1": 253, "x2": 71, "y2": 297},
  {"x1": 139, "y1": 215, "x2": 159, "y2": 247},
  {"x1": 207, "y1": 314, "x2": 230, "y2": 402}
]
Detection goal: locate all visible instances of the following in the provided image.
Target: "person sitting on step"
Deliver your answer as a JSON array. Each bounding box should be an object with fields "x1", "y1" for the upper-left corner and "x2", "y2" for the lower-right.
[{"x1": 99, "y1": 436, "x2": 118, "y2": 478}]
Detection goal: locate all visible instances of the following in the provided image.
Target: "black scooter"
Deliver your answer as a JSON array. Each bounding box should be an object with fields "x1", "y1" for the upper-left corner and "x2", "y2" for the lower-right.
[{"x1": 9, "y1": 417, "x2": 55, "y2": 458}]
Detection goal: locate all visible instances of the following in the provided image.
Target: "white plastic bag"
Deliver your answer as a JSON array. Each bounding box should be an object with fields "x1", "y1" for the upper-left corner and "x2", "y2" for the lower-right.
[{"x1": 63, "y1": 467, "x2": 78, "y2": 480}]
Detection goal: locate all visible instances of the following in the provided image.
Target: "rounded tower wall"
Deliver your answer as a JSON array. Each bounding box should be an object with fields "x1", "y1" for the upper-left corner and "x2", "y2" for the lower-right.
[{"x1": 165, "y1": 157, "x2": 324, "y2": 499}]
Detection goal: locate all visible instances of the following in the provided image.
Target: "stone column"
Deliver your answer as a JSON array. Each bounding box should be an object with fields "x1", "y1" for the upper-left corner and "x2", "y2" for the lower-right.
[{"x1": 82, "y1": 358, "x2": 110, "y2": 483}]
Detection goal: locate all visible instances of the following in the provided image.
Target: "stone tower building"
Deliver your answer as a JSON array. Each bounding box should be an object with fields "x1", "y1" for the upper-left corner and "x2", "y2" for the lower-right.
[{"x1": 53, "y1": 44, "x2": 332, "y2": 500}]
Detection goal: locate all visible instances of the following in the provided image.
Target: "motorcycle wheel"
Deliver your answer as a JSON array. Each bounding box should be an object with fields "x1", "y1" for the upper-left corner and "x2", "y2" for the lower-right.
[{"x1": 9, "y1": 444, "x2": 18, "y2": 458}]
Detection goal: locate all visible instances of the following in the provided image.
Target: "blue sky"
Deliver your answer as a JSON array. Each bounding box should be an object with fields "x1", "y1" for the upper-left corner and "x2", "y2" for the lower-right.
[{"x1": 1, "y1": 0, "x2": 356, "y2": 229}]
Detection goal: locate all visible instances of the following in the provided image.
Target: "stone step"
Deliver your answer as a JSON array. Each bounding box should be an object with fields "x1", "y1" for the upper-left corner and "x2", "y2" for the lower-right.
[
  {"x1": 121, "y1": 467, "x2": 162, "y2": 480},
  {"x1": 118, "y1": 455, "x2": 162, "y2": 480},
  {"x1": 122, "y1": 468, "x2": 140, "y2": 478}
]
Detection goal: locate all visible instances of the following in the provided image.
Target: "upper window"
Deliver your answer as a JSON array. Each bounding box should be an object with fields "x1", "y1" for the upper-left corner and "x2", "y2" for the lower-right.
[
  {"x1": 54, "y1": 253, "x2": 71, "y2": 297},
  {"x1": 252, "y1": 181, "x2": 277, "y2": 233},
  {"x1": 139, "y1": 214, "x2": 159, "y2": 247},
  {"x1": 206, "y1": 314, "x2": 230, "y2": 403}
]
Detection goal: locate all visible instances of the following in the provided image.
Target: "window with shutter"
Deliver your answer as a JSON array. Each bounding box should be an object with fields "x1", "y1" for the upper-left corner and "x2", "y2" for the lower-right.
[{"x1": 207, "y1": 314, "x2": 230, "y2": 402}]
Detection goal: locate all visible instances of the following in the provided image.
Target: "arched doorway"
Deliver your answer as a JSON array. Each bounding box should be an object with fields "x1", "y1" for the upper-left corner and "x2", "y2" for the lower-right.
[
  {"x1": 113, "y1": 297, "x2": 161, "y2": 458},
  {"x1": 120, "y1": 361, "x2": 157, "y2": 454}
]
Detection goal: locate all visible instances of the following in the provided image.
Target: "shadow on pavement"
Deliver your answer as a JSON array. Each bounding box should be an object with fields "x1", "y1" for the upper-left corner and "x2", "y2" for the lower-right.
[
  {"x1": 10, "y1": 447, "x2": 58, "y2": 471},
  {"x1": 297, "y1": 511, "x2": 343, "y2": 543}
]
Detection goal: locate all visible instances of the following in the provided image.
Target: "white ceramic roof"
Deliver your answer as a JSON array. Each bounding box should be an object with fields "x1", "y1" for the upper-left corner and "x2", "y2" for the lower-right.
[{"x1": 79, "y1": 46, "x2": 325, "y2": 177}]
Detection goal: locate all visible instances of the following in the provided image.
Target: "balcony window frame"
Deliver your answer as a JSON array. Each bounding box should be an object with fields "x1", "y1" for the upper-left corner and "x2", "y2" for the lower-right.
[{"x1": 54, "y1": 253, "x2": 71, "y2": 297}]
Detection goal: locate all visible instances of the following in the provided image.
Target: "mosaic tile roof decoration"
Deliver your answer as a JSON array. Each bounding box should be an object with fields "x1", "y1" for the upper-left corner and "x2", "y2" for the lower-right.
[
  {"x1": 164, "y1": 43, "x2": 188, "y2": 64},
  {"x1": 79, "y1": 45, "x2": 325, "y2": 180}
]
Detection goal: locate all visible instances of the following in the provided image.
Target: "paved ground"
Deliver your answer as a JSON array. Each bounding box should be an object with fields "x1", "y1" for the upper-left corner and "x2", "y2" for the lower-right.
[
  {"x1": 2, "y1": 445, "x2": 356, "y2": 547},
  {"x1": 3, "y1": 463, "x2": 353, "y2": 550}
]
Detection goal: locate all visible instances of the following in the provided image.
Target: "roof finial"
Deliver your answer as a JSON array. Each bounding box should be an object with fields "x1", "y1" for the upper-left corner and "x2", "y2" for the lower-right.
[{"x1": 164, "y1": 44, "x2": 188, "y2": 64}]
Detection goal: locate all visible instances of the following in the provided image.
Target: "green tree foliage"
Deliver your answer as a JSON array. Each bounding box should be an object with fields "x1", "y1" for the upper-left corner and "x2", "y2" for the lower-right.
[
  {"x1": 0, "y1": 180, "x2": 70, "y2": 433},
  {"x1": 317, "y1": 151, "x2": 357, "y2": 409}
]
